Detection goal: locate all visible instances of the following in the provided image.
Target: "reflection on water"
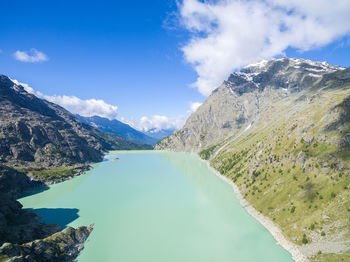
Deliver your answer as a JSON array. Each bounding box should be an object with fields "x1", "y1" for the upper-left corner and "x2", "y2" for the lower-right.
[{"x1": 26, "y1": 208, "x2": 80, "y2": 229}]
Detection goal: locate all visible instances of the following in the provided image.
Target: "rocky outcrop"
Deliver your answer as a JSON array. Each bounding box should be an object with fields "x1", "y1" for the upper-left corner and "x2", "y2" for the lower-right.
[
  {"x1": 0, "y1": 160, "x2": 92, "y2": 261},
  {"x1": 155, "y1": 58, "x2": 347, "y2": 152},
  {"x1": 0, "y1": 75, "x2": 149, "y2": 170},
  {"x1": 0, "y1": 225, "x2": 93, "y2": 262},
  {"x1": 0, "y1": 166, "x2": 56, "y2": 245}
]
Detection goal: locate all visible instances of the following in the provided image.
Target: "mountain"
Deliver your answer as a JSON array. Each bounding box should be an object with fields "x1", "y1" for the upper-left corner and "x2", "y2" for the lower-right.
[
  {"x1": 143, "y1": 128, "x2": 175, "y2": 140},
  {"x1": 0, "y1": 74, "x2": 153, "y2": 261},
  {"x1": 76, "y1": 115, "x2": 158, "y2": 145},
  {"x1": 0, "y1": 75, "x2": 149, "y2": 180},
  {"x1": 156, "y1": 58, "x2": 350, "y2": 261},
  {"x1": 156, "y1": 58, "x2": 347, "y2": 152}
]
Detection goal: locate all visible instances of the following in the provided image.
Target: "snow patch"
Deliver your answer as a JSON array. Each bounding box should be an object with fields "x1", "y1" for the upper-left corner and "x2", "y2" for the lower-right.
[
  {"x1": 244, "y1": 60, "x2": 268, "y2": 69},
  {"x1": 308, "y1": 73, "x2": 322, "y2": 78}
]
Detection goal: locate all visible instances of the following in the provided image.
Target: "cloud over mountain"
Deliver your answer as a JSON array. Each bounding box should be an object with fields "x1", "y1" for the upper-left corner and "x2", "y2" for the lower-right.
[
  {"x1": 134, "y1": 115, "x2": 185, "y2": 132},
  {"x1": 179, "y1": 0, "x2": 350, "y2": 96},
  {"x1": 124, "y1": 115, "x2": 185, "y2": 133},
  {"x1": 11, "y1": 79, "x2": 118, "y2": 120},
  {"x1": 189, "y1": 102, "x2": 202, "y2": 113},
  {"x1": 10, "y1": 79, "x2": 185, "y2": 130}
]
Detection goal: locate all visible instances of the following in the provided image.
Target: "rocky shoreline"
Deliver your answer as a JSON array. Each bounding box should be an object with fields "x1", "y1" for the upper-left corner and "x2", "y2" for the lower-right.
[
  {"x1": 0, "y1": 225, "x2": 93, "y2": 262},
  {"x1": 199, "y1": 157, "x2": 309, "y2": 262},
  {"x1": 0, "y1": 165, "x2": 93, "y2": 262}
]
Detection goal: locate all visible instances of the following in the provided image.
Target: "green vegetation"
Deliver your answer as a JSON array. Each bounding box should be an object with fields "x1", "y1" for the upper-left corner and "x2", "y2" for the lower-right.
[
  {"x1": 199, "y1": 145, "x2": 218, "y2": 160},
  {"x1": 310, "y1": 250, "x2": 350, "y2": 262},
  {"x1": 302, "y1": 234, "x2": 308, "y2": 244},
  {"x1": 206, "y1": 88, "x2": 350, "y2": 261},
  {"x1": 26, "y1": 166, "x2": 83, "y2": 183}
]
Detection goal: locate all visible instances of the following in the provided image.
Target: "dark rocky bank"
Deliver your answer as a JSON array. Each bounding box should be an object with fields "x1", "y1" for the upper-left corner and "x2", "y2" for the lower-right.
[{"x1": 0, "y1": 166, "x2": 93, "y2": 262}]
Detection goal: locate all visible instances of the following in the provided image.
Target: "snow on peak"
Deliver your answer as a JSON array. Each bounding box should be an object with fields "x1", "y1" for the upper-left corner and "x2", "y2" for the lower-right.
[{"x1": 244, "y1": 60, "x2": 268, "y2": 70}]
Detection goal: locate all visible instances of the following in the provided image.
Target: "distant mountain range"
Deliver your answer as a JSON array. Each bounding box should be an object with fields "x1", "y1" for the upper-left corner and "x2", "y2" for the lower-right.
[{"x1": 76, "y1": 115, "x2": 175, "y2": 145}]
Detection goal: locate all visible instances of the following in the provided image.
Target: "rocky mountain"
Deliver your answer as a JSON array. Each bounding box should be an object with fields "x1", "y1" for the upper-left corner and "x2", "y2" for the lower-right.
[
  {"x1": 0, "y1": 74, "x2": 152, "y2": 260},
  {"x1": 0, "y1": 75, "x2": 149, "y2": 172},
  {"x1": 76, "y1": 115, "x2": 158, "y2": 145},
  {"x1": 156, "y1": 58, "x2": 346, "y2": 152},
  {"x1": 156, "y1": 58, "x2": 350, "y2": 261}
]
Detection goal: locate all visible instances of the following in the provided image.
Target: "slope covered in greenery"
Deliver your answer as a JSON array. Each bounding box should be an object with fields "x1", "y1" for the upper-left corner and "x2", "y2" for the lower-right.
[{"x1": 204, "y1": 83, "x2": 350, "y2": 261}]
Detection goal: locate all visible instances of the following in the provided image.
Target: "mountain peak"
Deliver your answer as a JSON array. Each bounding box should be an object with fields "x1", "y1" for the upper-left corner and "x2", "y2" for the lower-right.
[
  {"x1": 223, "y1": 57, "x2": 347, "y2": 96},
  {"x1": 156, "y1": 57, "x2": 350, "y2": 152},
  {"x1": 243, "y1": 57, "x2": 345, "y2": 74}
]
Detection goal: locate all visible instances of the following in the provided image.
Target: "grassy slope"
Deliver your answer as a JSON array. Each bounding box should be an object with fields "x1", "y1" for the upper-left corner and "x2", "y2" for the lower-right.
[{"x1": 202, "y1": 87, "x2": 350, "y2": 261}]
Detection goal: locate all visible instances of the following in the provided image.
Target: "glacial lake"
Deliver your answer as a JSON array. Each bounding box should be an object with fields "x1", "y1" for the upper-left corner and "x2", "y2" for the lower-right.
[{"x1": 19, "y1": 151, "x2": 293, "y2": 262}]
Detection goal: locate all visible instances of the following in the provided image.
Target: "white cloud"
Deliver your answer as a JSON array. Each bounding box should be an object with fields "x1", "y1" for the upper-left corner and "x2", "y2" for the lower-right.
[
  {"x1": 10, "y1": 79, "x2": 35, "y2": 93},
  {"x1": 10, "y1": 79, "x2": 118, "y2": 120},
  {"x1": 130, "y1": 115, "x2": 185, "y2": 132},
  {"x1": 42, "y1": 95, "x2": 118, "y2": 120},
  {"x1": 188, "y1": 101, "x2": 202, "y2": 113},
  {"x1": 13, "y1": 48, "x2": 48, "y2": 63},
  {"x1": 179, "y1": 0, "x2": 350, "y2": 96},
  {"x1": 10, "y1": 79, "x2": 187, "y2": 129}
]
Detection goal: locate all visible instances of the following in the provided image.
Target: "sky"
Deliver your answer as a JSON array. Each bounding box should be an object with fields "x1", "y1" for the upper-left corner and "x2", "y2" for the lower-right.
[{"x1": 1, "y1": 0, "x2": 350, "y2": 131}]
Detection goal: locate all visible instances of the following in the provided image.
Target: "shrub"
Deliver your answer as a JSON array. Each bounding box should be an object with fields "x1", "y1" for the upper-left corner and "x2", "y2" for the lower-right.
[
  {"x1": 290, "y1": 206, "x2": 296, "y2": 213},
  {"x1": 321, "y1": 231, "x2": 326, "y2": 236},
  {"x1": 302, "y1": 234, "x2": 308, "y2": 244}
]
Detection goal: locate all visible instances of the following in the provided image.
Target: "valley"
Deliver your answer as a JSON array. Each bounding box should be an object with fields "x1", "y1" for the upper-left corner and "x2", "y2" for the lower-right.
[{"x1": 1, "y1": 57, "x2": 349, "y2": 262}]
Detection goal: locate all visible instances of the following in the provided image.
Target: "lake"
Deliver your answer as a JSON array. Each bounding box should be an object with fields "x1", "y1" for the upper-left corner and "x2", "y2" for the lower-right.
[{"x1": 19, "y1": 151, "x2": 293, "y2": 262}]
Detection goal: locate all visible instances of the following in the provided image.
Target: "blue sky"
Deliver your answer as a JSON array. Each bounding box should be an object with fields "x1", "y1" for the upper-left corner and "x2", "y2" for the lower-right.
[{"x1": 1, "y1": 0, "x2": 350, "y2": 131}]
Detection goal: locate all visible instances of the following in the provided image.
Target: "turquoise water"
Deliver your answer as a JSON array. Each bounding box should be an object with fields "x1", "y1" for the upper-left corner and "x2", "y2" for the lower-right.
[{"x1": 19, "y1": 151, "x2": 293, "y2": 262}]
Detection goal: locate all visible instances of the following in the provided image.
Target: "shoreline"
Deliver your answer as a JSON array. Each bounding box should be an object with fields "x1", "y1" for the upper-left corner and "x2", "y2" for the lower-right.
[{"x1": 199, "y1": 156, "x2": 309, "y2": 262}]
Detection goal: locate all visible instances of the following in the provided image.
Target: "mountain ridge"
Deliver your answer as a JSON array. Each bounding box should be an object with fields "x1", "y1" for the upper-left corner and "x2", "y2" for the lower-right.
[
  {"x1": 155, "y1": 57, "x2": 348, "y2": 152},
  {"x1": 76, "y1": 114, "x2": 158, "y2": 146},
  {"x1": 0, "y1": 75, "x2": 149, "y2": 176}
]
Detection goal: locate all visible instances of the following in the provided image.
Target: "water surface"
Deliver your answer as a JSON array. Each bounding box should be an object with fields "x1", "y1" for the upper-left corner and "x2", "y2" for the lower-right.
[{"x1": 20, "y1": 151, "x2": 293, "y2": 262}]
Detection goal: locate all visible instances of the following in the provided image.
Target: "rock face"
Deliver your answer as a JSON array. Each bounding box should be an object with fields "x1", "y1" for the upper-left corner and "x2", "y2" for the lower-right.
[
  {"x1": 155, "y1": 58, "x2": 347, "y2": 151},
  {"x1": 0, "y1": 166, "x2": 58, "y2": 246},
  {"x1": 0, "y1": 225, "x2": 93, "y2": 262},
  {"x1": 0, "y1": 75, "x2": 149, "y2": 169},
  {"x1": 0, "y1": 145, "x2": 93, "y2": 262}
]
